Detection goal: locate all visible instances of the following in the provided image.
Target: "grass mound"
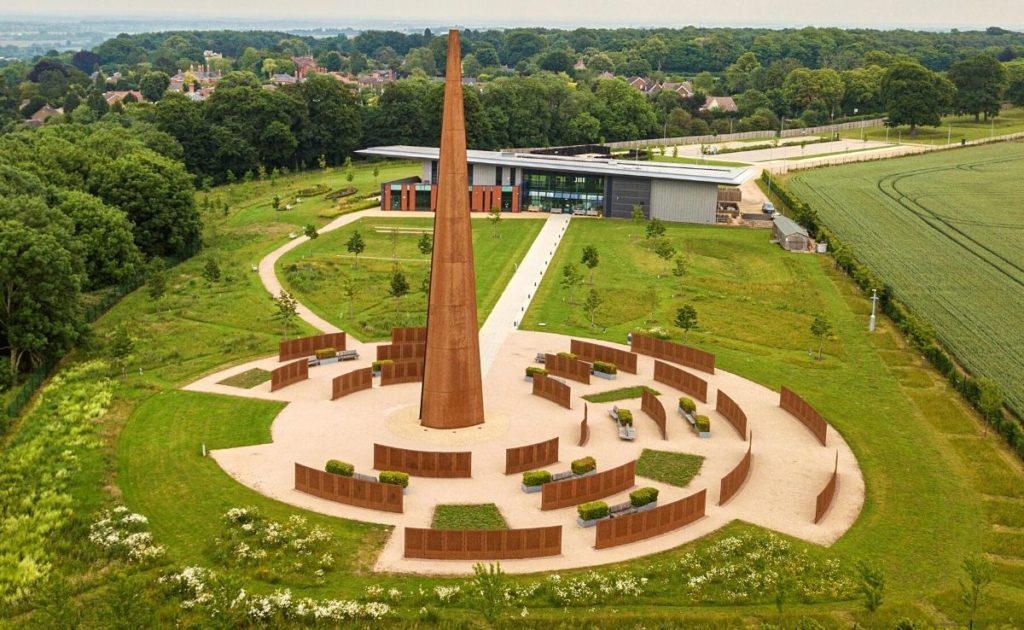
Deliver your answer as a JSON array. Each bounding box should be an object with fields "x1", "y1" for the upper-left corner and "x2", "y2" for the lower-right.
[
  {"x1": 431, "y1": 504, "x2": 508, "y2": 530},
  {"x1": 582, "y1": 385, "x2": 661, "y2": 403},
  {"x1": 217, "y1": 368, "x2": 271, "y2": 389},
  {"x1": 636, "y1": 448, "x2": 705, "y2": 488}
]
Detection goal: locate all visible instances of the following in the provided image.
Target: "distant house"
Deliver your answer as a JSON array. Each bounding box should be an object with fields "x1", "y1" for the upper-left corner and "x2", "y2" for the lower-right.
[
  {"x1": 292, "y1": 55, "x2": 325, "y2": 80},
  {"x1": 702, "y1": 96, "x2": 738, "y2": 113},
  {"x1": 660, "y1": 81, "x2": 695, "y2": 98},
  {"x1": 598, "y1": 71, "x2": 615, "y2": 81},
  {"x1": 103, "y1": 90, "x2": 144, "y2": 106},
  {"x1": 25, "y1": 104, "x2": 62, "y2": 127},
  {"x1": 574, "y1": 59, "x2": 586, "y2": 71},
  {"x1": 271, "y1": 73, "x2": 298, "y2": 85},
  {"x1": 773, "y1": 215, "x2": 812, "y2": 251},
  {"x1": 357, "y1": 69, "x2": 395, "y2": 92}
]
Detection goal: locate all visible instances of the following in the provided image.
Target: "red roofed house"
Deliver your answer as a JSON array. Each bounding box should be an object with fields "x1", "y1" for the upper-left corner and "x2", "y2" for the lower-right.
[{"x1": 702, "y1": 96, "x2": 738, "y2": 113}]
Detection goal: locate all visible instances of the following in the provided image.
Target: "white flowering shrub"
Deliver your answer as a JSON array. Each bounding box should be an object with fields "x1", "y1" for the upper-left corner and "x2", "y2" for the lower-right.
[
  {"x1": 544, "y1": 570, "x2": 649, "y2": 606},
  {"x1": 88, "y1": 505, "x2": 165, "y2": 562}
]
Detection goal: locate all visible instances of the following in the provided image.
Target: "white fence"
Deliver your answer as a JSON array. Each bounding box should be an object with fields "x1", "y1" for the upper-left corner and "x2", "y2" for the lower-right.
[{"x1": 605, "y1": 118, "x2": 887, "y2": 150}]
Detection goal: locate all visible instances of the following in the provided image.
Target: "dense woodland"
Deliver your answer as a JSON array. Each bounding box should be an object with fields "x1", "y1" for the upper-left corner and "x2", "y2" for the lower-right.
[{"x1": 1, "y1": 25, "x2": 1024, "y2": 384}]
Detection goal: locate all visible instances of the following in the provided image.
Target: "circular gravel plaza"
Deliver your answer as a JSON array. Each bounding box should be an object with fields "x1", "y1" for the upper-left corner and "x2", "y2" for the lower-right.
[{"x1": 186, "y1": 329, "x2": 864, "y2": 575}]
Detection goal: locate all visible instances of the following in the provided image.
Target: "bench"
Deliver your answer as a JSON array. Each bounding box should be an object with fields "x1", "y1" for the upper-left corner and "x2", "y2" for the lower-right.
[
  {"x1": 353, "y1": 472, "x2": 377, "y2": 483},
  {"x1": 338, "y1": 349, "x2": 359, "y2": 361},
  {"x1": 609, "y1": 500, "x2": 632, "y2": 514},
  {"x1": 551, "y1": 471, "x2": 575, "y2": 482},
  {"x1": 534, "y1": 352, "x2": 546, "y2": 364},
  {"x1": 608, "y1": 405, "x2": 621, "y2": 421}
]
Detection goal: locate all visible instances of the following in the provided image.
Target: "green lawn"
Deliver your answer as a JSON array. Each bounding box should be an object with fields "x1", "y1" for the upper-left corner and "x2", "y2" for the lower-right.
[
  {"x1": 635, "y1": 448, "x2": 705, "y2": 488},
  {"x1": 277, "y1": 216, "x2": 544, "y2": 340},
  {"x1": 217, "y1": 368, "x2": 271, "y2": 389},
  {"x1": 582, "y1": 385, "x2": 661, "y2": 403},
  {"x1": 839, "y1": 105, "x2": 1024, "y2": 145},
  {"x1": 431, "y1": 504, "x2": 508, "y2": 530}
]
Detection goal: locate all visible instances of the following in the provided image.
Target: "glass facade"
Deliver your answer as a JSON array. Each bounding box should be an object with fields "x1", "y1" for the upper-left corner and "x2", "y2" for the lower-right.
[{"x1": 521, "y1": 170, "x2": 604, "y2": 212}]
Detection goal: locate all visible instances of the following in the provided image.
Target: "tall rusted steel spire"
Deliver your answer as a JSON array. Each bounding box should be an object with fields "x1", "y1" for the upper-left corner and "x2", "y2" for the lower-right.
[{"x1": 419, "y1": 29, "x2": 485, "y2": 429}]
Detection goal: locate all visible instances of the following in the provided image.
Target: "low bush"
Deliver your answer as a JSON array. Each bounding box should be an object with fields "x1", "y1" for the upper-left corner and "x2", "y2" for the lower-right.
[
  {"x1": 571, "y1": 456, "x2": 597, "y2": 475},
  {"x1": 324, "y1": 186, "x2": 357, "y2": 200},
  {"x1": 297, "y1": 184, "x2": 330, "y2": 196},
  {"x1": 325, "y1": 460, "x2": 354, "y2": 477},
  {"x1": 679, "y1": 397, "x2": 697, "y2": 414},
  {"x1": 695, "y1": 415, "x2": 711, "y2": 432},
  {"x1": 372, "y1": 360, "x2": 394, "y2": 372},
  {"x1": 315, "y1": 347, "x2": 337, "y2": 360},
  {"x1": 577, "y1": 501, "x2": 609, "y2": 521},
  {"x1": 630, "y1": 487, "x2": 660, "y2": 507},
  {"x1": 522, "y1": 470, "x2": 552, "y2": 486},
  {"x1": 593, "y1": 361, "x2": 617, "y2": 374},
  {"x1": 616, "y1": 408, "x2": 634, "y2": 426},
  {"x1": 525, "y1": 366, "x2": 548, "y2": 378},
  {"x1": 378, "y1": 471, "x2": 409, "y2": 488},
  {"x1": 557, "y1": 351, "x2": 577, "y2": 360},
  {"x1": 634, "y1": 326, "x2": 671, "y2": 340}
]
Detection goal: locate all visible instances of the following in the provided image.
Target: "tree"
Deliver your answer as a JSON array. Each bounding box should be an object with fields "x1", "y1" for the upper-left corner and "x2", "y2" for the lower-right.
[
  {"x1": 303, "y1": 224, "x2": 319, "y2": 240},
  {"x1": 389, "y1": 271, "x2": 410, "y2": 317},
  {"x1": 1006, "y1": 61, "x2": 1024, "y2": 106},
  {"x1": 488, "y1": 206, "x2": 502, "y2": 237},
  {"x1": 346, "y1": 230, "x2": 365, "y2": 268},
  {"x1": 856, "y1": 560, "x2": 885, "y2": 614},
  {"x1": 417, "y1": 233, "x2": 433, "y2": 255},
  {"x1": 948, "y1": 54, "x2": 1008, "y2": 121},
  {"x1": 298, "y1": 74, "x2": 362, "y2": 165},
  {"x1": 592, "y1": 79, "x2": 658, "y2": 142},
  {"x1": 644, "y1": 285, "x2": 659, "y2": 323},
  {"x1": 583, "y1": 288, "x2": 603, "y2": 330},
  {"x1": 960, "y1": 554, "x2": 994, "y2": 630},
  {"x1": 810, "y1": 314, "x2": 833, "y2": 359},
  {"x1": 560, "y1": 263, "x2": 584, "y2": 305},
  {"x1": 653, "y1": 238, "x2": 676, "y2": 272},
  {"x1": 646, "y1": 218, "x2": 666, "y2": 239},
  {"x1": 146, "y1": 258, "x2": 167, "y2": 310},
  {"x1": 139, "y1": 71, "x2": 170, "y2": 102},
  {"x1": 342, "y1": 277, "x2": 357, "y2": 318},
  {"x1": 581, "y1": 245, "x2": 599, "y2": 285},
  {"x1": 56, "y1": 191, "x2": 141, "y2": 290},
  {"x1": 881, "y1": 62, "x2": 954, "y2": 135},
  {"x1": 202, "y1": 257, "x2": 220, "y2": 283},
  {"x1": 109, "y1": 324, "x2": 135, "y2": 377},
  {"x1": 675, "y1": 304, "x2": 697, "y2": 342},
  {"x1": 344, "y1": 156, "x2": 355, "y2": 185},
  {"x1": 630, "y1": 204, "x2": 645, "y2": 227},
  {"x1": 272, "y1": 195, "x2": 280, "y2": 210},
  {"x1": 272, "y1": 289, "x2": 299, "y2": 336},
  {"x1": 471, "y1": 562, "x2": 508, "y2": 626}
]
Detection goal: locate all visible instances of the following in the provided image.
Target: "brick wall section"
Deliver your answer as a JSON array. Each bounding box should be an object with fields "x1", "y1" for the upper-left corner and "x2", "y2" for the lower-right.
[
  {"x1": 294, "y1": 463, "x2": 403, "y2": 513},
  {"x1": 392, "y1": 327, "x2": 427, "y2": 344},
  {"x1": 631, "y1": 333, "x2": 715, "y2": 374},
  {"x1": 719, "y1": 438, "x2": 753, "y2": 506},
  {"x1": 779, "y1": 386, "x2": 828, "y2": 446},
  {"x1": 653, "y1": 360, "x2": 709, "y2": 403},
  {"x1": 376, "y1": 342, "x2": 426, "y2": 361},
  {"x1": 641, "y1": 388, "x2": 668, "y2": 440},
  {"x1": 270, "y1": 359, "x2": 309, "y2": 392},
  {"x1": 541, "y1": 460, "x2": 636, "y2": 510},
  {"x1": 279, "y1": 332, "x2": 347, "y2": 362},
  {"x1": 579, "y1": 404, "x2": 590, "y2": 447},
  {"x1": 544, "y1": 353, "x2": 591, "y2": 384},
  {"x1": 373, "y1": 444, "x2": 472, "y2": 478},
  {"x1": 404, "y1": 526, "x2": 562, "y2": 560},
  {"x1": 505, "y1": 437, "x2": 559, "y2": 474},
  {"x1": 594, "y1": 489, "x2": 707, "y2": 549},
  {"x1": 716, "y1": 389, "x2": 748, "y2": 440},
  {"x1": 531, "y1": 373, "x2": 572, "y2": 409},
  {"x1": 381, "y1": 360, "x2": 424, "y2": 385},
  {"x1": 570, "y1": 339, "x2": 639, "y2": 374},
  {"x1": 331, "y1": 368, "x2": 373, "y2": 400},
  {"x1": 815, "y1": 452, "x2": 840, "y2": 523}
]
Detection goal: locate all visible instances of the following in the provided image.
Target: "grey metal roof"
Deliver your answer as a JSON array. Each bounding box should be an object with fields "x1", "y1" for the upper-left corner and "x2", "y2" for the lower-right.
[
  {"x1": 357, "y1": 145, "x2": 753, "y2": 186},
  {"x1": 773, "y1": 215, "x2": 809, "y2": 237}
]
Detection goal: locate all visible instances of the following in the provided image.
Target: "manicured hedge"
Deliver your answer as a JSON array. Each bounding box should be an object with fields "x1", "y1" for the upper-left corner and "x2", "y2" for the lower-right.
[
  {"x1": 577, "y1": 501, "x2": 609, "y2": 521},
  {"x1": 315, "y1": 347, "x2": 336, "y2": 360},
  {"x1": 525, "y1": 366, "x2": 548, "y2": 378},
  {"x1": 593, "y1": 360, "x2": 617, "y2": 374},
  {"x1": 522, "y1": 470, "x2": 552, "y2": 487},
  {"x1": 378, "y1": 471, "x2": 410, "y2": 488},
  {"x1": 557, "y1": 351, "x2": 577, "y2": 360},
  {"x1": 679, "y1": 397, "x2": 697, "y2": 414},
  {"x1": 616, "y1": 408, "x2": 634, "y2": 426},
  {"x1": 695, "y1": 415, "x2": 711, "y2": 432},
  {"x1": 630, "y1": 487, "x2": 659, "y2": 508},
  {"x1": 325, "y1": 459, "x2": 354, "y2": 477},
  {"x1": 372, "y1": 360, "x2": 393, "y2": 372},
  {"x1": 571, "y1": 456, "x2": 596, "y2": 475}
]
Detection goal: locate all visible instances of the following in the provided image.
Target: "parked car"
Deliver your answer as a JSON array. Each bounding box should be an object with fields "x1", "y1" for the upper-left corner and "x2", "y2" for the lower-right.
[{"x1": 762, "y1": 201, "x2": 776, "y2": 214}]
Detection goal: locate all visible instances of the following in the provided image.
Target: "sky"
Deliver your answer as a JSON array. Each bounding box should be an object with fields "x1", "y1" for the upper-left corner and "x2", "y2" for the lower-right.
[{"x1": 2, "y1": 0, "x2": 1023, "y2": 30}]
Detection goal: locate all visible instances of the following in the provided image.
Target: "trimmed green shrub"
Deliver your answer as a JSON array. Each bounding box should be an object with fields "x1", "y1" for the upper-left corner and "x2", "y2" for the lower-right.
[
  {"x1": 525, "y1": 366, "x2": 548, "y2": 378},
  {"x1": 695, "y1": 415, "x2": 711, "y2": 432},
  {"x1": 557, "y1": 351, "x2": 577, "y2": 360},
  {"x1": 378, "y1": 471, "x2": 410, "y2": 488},
  {"x1": 372, "y1": 360, "x2": 394, "y2": 372},
  {"x1": 630, "y1": 487, "x2": 660, "y2": 507},
  {"x1": 571, "y1": 456, "x2": 596, "y2": 475},
  {"x1": 325, "y1": 459, "x2": 354, "y2": 477},
  {"x1": 615, "y1": 408, "x2": 634, "y2": 426},
  {"x1": 679, "y1": 397, "x2": 697, "y2": 414},
  {"x1": 577, "y1": 501, "x2": 609, "y2": 521},
  {"x1": 315, "y1": 347, "x2": 336, "y2": 360},
  {"x1": 522, "y1": 470, "x2": 552, "y2": 486},
  {"x1": 593, "y1": 360, "x2": 617, "y2": 374}
]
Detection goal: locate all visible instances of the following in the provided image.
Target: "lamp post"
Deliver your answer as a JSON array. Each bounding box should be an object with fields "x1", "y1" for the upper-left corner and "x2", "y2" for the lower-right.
[{"x1": 869, "y1": 288, "x2": 879, "y2": 332}]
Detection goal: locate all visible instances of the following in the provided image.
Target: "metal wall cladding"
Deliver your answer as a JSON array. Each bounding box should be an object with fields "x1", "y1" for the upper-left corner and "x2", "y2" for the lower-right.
[
  {"x1": 570, "y1": 339, "x2": 639, "y2": 374},
  {"x1": 404, "y1": 525, "x2": 562, "y2": 560},
  {"x1": 294, "y1": 463, "x2": 403, "y2": 513},
  {"x1": 505, "y1": 437, "x2": 559, "y2": 475},
  {"x1": 331, "y1": 368, "x2": 373, "y2": 400},
  {"x1": 270, "y1": 359, "x2": 309, "y2": 392},
  {"x1": 650, "y1": 179, "x2": 718, "y2": 225},
  {"x1": 540, "y1": 460, "x2": 636, "y2": 511},
  {"x1": 544, "y1": 353, "x2": 591, "y2": 384},
  {"x1": 279, "y1": 332, "x2": 347, "y2": 361},
  {"x1": 594, "y1": 489, "x2": 707, "y2": 549},
  {"x1": 606, "y1": 176, "x2": 652, "y2": 219},
  {"x1": 380, "y1": 360, "x2": 425, "y2": 385},
  {"x1": 780, "y1": 386, "x2": 828, "y2": 446},
  {"x1": 719, "y1": 439, "x2": 753, "y2": 506},
  {"x1": 373, "y1": 444, "x2": 472, "y2": 478},
  {"x1": 653, "y1": 360, "x2": 709, "y2": 403},
  {"x1": 715, "y1": 389, "x2": 748, "y2": 440},
  {"x1": 632, "y1": 333, "x2": 716, "y2": 374},
  {"x1": 641, "y1": 388, "x2": 668, "y2": 440},
  {"x1": 531, "y1": 373, "x2": 572, "y2": 409}
]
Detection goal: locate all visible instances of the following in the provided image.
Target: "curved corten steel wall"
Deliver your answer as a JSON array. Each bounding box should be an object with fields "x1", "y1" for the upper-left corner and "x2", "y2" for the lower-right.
[
  {"x1": 541, "y1": 460, "x2": 636, "y2": 511},
  {"x1": 404, "y1": 526, "x2": 562, "y2": 560},
  {"x1": 376, "y1": 342, "x2": 425, "y2": 361},
  {"x1": 780, "y1": 386, "x2": 828, "y2": 446},
  {"x1": 570, "y1": 339, "x2": 638, "y2": 374},
  {"x1": 279, "y1": 332, "x2": 347, "y2": 362},
  {"x1": 578, "y1": 404, "x2": 590, "y2": 447},
  {"x1": 653, "y1": 360, "x2": 708, "y2": 403},
  {"x1": 594, "y1": 489, "x2": 707, "y2": 549},
  {"x1": 505, "y1": 437, "x2": 559, "y2": 475},
  {"x1": 531, "y1": 373, "x2": 571, "y2": 409},
  {"x1": 719, "y1": 436, "x2": 753, "y2": 506},
  {"x1": 381, "y1": 360, "x2": 425, "y2": 385},
  {"x1": 716, "y1": 390, "x2": 748, "y2": 440},
  {"x1": 641, "y1": 388, "x2": 668, "y2": 440},
  {"x1": 331, "y1": 368, "x2": 373, "y2": 400},
  {"x1": 815, "y1": 452, "x2": 840, "y2": 524},
  {"x1": 373, "y1": 444, "x2": 472, "y2": 478},
  {"x1": 270, "y1": 359, "x2": 309, "y2": 392},
  {"x1": 392, "y1": 326, "x2": 426, "y2": 344},
  {"x1": 544, "y1": 353, "x2": 591, "y2": 384},
  {"x1": 631, "y1": 333, "x2": 715, "y2": 374},
  {"x1": 294, "y1": 463, "x2": 403, "y2": 513}
]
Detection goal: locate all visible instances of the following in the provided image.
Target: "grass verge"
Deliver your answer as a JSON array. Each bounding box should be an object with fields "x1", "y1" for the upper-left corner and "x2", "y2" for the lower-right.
[
  {"x1": 431, "y1": 504, "x2": 508, "y2": 530},
  {"x1": 582, "y1": 385, "x2": 662, "y2": 403},
  {"x1": 217, "y1": 368, "x2": 272, "y2": 389},
  {"x1": 636, "y1": 448, "x2": 705, "y2": 488}
]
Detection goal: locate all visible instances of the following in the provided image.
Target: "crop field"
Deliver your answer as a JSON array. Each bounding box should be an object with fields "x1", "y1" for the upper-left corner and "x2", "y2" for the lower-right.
[{"x1": 786, "y1": 142, "x2": 1024, "y2": 415}]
